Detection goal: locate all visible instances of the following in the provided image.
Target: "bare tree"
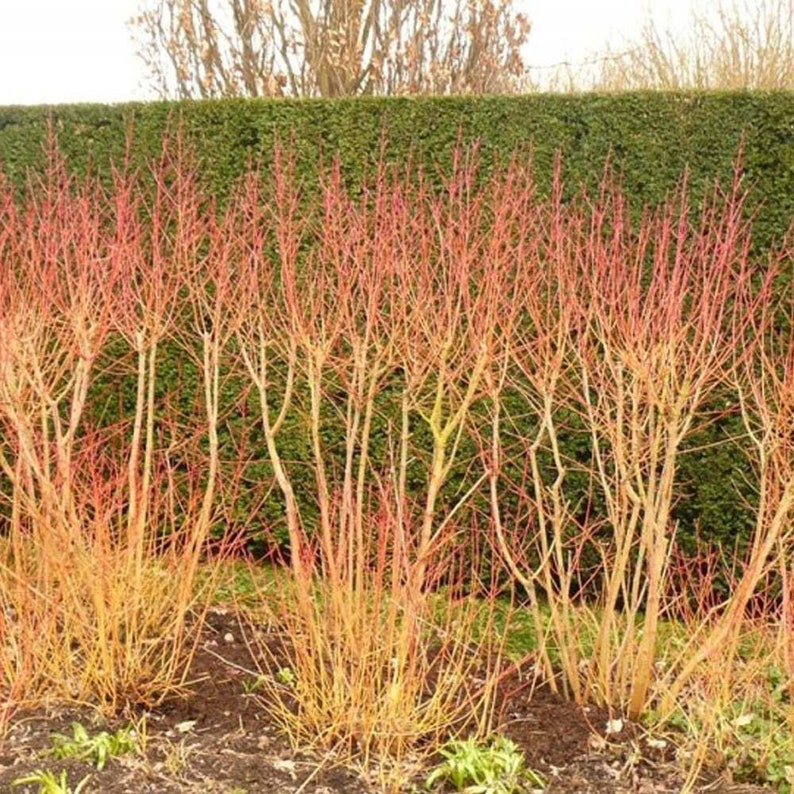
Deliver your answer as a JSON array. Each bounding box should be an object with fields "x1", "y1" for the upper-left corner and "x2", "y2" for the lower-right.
[
  {"x1": 579, "y1": 0, "x2": 794, "y2": 91},
  {"x1": 129, "y1": 0, "x2": 530, "y2": 98}
]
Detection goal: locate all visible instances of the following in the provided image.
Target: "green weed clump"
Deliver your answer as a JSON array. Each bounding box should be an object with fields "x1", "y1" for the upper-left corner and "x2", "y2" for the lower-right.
[
  {"x1": 48, "y1": 721, "x2": 140, "y2": 771},
  {"x1": 12, "y1": 769, "x2": 89, "y2": 794},
  {"x1": 425, "y1": 735, "x2": 545, "y2": 793}
]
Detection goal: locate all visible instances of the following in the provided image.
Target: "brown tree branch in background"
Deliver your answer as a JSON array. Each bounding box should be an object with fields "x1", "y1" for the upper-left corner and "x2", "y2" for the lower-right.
[
  {"x1": 549, "y1": 0, "x2": 794, "y2": 91},
  {"x1": 129, "y1": 0, "x2": 530, "y2": 98}
]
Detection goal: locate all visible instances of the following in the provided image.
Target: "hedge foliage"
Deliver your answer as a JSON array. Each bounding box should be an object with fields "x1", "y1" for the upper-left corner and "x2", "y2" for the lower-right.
[
  {"x1": 1, "y1": 93, "x2": 793, "y2": 245},
  {"x1": 0, "y1": 92, "x2": 792, "y2": 554}
]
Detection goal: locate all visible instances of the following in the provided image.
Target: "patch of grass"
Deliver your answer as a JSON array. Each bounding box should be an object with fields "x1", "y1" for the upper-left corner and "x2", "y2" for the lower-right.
[{"x1": 211, "y1": 560, "x2": 283, "y2": 609}]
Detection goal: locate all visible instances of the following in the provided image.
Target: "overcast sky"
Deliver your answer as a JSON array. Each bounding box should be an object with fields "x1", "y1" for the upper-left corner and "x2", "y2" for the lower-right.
[{"x1": 0, "y1": 0, "x2": 701, "y2": 105}]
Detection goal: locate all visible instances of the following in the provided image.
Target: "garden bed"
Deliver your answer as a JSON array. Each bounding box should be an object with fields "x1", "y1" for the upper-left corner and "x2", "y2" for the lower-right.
[{"x1": 0, "y1": 608, "x2": 774, "y2": 794}]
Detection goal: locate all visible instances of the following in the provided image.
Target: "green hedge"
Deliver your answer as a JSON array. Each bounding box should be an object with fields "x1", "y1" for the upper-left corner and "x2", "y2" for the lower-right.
[
  {"x1": 1, "y1": 92, "x2": 793, "y2": 247},
  {"x1": 1, "y1": 92, "x2": 792, "y2": 555}
]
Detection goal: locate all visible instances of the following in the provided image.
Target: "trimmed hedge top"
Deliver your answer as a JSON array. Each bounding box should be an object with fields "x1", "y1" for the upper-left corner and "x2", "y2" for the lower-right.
[{"x1": 0, "y1": 92, "x2": 793, "y2": 250}]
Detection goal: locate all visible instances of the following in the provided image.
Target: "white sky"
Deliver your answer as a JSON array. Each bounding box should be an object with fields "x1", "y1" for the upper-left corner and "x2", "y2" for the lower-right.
[{"x1": 0, "y1": 0, "x2": 702, "y2": 105}]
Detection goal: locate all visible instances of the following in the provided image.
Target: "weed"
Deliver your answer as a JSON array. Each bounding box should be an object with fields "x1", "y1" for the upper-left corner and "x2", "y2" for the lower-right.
[
  {"x1": 424, "y1": 735, "x2": 544, "y2": 793},
  {"x1": 48, "y1": 721, "x2": 139, "y2": 771},
  {"x1": 275, "y1": 667, "x2": 295, "y2": 687},
  {"x1": 160, "y1": 737, "x2": 195, "y2": 777},
  {"x1": 242, "y1": 675, "x2": 267, "y2": 694},
  {"x1": 11, "y1": 769, "x2": 89, "y2": 794}
]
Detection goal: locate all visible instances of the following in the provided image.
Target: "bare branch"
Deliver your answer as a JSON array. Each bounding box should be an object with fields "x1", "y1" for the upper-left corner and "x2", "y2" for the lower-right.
[
  {"x1": 129, "y1": 0, "x2": 530, "y2": 97},
  {"x1": 553, "y1": 0, "x2": 794, "y2": 92}
]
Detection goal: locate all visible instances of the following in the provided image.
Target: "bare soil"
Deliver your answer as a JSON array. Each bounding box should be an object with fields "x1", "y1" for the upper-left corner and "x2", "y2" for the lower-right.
[{"x1": 0, "y1": 608, "x2": 776, "y2": 793}]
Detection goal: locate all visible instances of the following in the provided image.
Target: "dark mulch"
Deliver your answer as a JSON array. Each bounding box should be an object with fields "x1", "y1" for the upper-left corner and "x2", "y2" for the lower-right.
[{"x1": 0, "y1": 608, "x2": 777, "y2": 793}]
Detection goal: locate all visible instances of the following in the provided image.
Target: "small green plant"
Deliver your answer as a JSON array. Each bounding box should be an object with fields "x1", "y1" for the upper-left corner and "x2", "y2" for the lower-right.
[
  {"x1": 48, "y1": 722, "x2": 139, "y2": 771},
  {"x1": 275, "y1": 666, "x2": 295, "y2": 687},
  {"x1": 242, "y1": 668, "x2": 294, "y2": 694},
  {"x1": 424, "y1": 735, "x2": 544, "y2": 793},
  {"x1": 12, "y1": 769, "x2": 89, "y2": 794},
  {"x1": 242, "y1": 674, "x2": 267, "y2": 694},
  {"x1": 722, "y1": 703, "x2": 794, "y2": 790}
]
